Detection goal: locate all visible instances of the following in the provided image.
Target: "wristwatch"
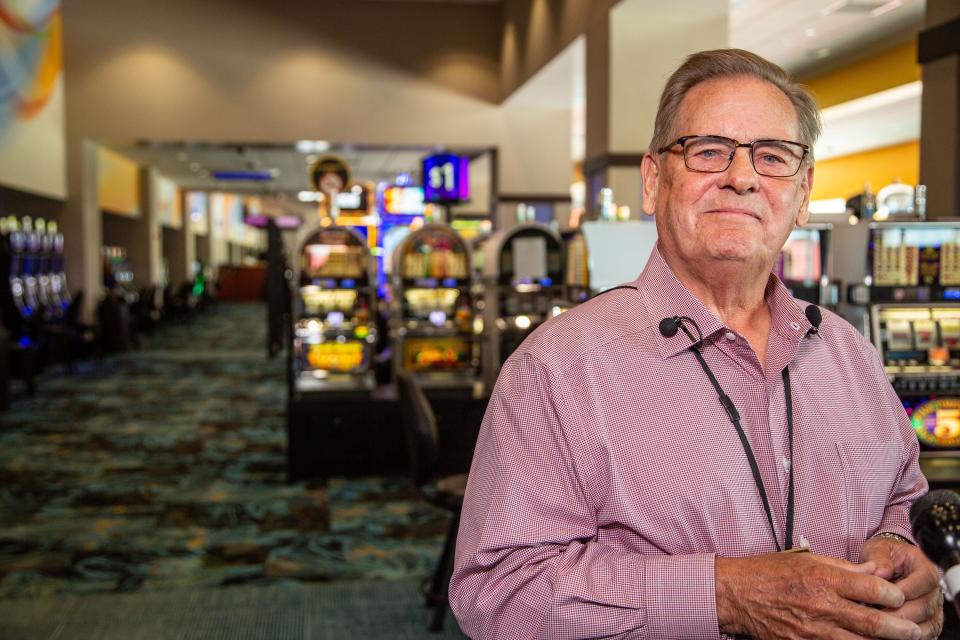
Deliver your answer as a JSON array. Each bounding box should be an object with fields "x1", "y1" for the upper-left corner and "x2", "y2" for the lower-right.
[{"x1": 871, "y1": 531, "x2": 912, "y2": 545}]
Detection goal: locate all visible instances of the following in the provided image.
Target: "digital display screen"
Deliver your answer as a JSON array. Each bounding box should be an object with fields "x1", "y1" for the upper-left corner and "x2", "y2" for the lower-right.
[
  {"x1": 423, "y1": 154, "x2": 470, "y2": 204},
  {"x1": 383, "y1": 186, "x2": 424, "y2": 215},
  {"x1": 909, "y1": 398, "x2": 960, "y2": 448}
]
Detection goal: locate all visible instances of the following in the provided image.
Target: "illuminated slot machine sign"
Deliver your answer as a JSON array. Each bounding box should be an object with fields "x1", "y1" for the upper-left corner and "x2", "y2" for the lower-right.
[
  {"x1": 376, "y1": 184, "x2": 426, "y2": 297},
  {"x1": 866, "y1": 223, "x2": 960, "y2": 449},
  {"x1": 422, "y1": 154, "x2": 469, "y2": 204},
  {"x1": 294, "y1": 227, "x2": 375, "y2": 380},
  {"x1": 392, "y1": 224, "x2": 475, "y2": 384}
]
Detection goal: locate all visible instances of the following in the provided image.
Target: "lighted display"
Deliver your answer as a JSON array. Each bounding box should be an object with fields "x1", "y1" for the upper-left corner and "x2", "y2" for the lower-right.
[
  {"x1": 776, "y1": 228, "x2": 821, "y2": 283},
  {"x1": 872, "y1": 226, "x2": 960, "y2": 287},
  {"x1": 306, "y1": 342, "x2": 364, "y2": 372},
  {"x1": 423, "y1": 154, "x2": 469, "y2": 204},
  {"x1": 383, "y1": 186, "x2": 424, "y2": 215},
  {"x1": 912, "y1": 398, "x2": 960, "y2": 448},
  {"x1": 402, "y1": 337, "x2": 472, "y2": 371}
]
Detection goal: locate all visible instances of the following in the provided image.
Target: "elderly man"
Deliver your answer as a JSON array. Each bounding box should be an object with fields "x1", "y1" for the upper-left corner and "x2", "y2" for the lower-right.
[{"x1": 449, "y1": 49, "x2": 942, "y2": 640}]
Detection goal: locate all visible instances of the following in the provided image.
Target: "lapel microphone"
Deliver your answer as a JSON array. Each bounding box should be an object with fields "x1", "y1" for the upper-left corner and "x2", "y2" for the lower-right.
[{"x1": 804, "y1": 305, "x2": 822, "y2": 336}]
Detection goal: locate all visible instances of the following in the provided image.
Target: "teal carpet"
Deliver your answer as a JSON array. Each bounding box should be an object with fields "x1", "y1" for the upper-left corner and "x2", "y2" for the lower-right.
[{"x1": 0, "y1": 303, "x2": 454, "y2": 601}]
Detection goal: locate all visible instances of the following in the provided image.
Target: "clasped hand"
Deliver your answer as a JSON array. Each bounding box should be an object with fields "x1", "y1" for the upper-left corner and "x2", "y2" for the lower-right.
[{"x1": 716, "y1": 542, "x2": 942, "y2": 640}]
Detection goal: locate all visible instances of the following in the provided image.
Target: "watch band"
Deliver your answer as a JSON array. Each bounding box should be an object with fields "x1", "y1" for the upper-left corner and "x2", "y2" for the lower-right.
[{"x1": 871, "y1": 531, "x2": 912, "y2": 545}]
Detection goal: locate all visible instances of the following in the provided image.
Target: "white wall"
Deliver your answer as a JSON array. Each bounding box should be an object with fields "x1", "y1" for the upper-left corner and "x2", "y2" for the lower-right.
[{"x1": 609, "y1": 0, "x2": 729, "y2": 153}]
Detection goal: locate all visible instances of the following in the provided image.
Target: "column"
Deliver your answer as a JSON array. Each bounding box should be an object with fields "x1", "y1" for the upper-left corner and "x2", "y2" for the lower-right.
[
  {"x1": 919, "y1": 0, "x2": 960, "y2": 218},
  {"x1": 584, "y1": 0, "x2": 729, "y2": 217}
]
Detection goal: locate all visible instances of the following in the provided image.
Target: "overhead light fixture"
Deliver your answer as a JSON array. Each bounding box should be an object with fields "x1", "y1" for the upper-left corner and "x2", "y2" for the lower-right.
[
  {"x1": 298, "y1": 191, "x2": 323, "y2": 202},
  {"x1": 819, "y1": 0, "x2": 847, "y2": 17},
  {"x1": 808, "y1": 198, "x2": 847, "y2": 215},
  {"x1": 296, "y1": 140, "x2": 331, "y2": 154},
  {"x1": 211, "y1": 170, "x2": 274, "y2": 181},
  {"x1": 804, "y1": 27, "x2": 817, "y2": 38},
  {"x1": 870, "y1": 0, "x2": 901, "y2": 17}
]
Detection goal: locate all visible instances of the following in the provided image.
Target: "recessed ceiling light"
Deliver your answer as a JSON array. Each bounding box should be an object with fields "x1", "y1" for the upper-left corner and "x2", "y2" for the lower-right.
[
  {"x1": 804, "y1": 27, "x2": 817, "y2": 38},
  {"x1": 189, "y1": 162, "x2": 200, "y2": 172}
]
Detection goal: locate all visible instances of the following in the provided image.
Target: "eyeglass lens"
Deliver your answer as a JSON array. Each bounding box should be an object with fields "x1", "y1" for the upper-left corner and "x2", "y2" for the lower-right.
[{"x1": 683, "y1": 137, "x2": 804, "y2": 177}]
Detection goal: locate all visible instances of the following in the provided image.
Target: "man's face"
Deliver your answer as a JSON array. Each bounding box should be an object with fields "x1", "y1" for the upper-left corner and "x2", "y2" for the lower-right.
[{"x1": 641, "y1": 76, "x2": 814, "y2": 274}]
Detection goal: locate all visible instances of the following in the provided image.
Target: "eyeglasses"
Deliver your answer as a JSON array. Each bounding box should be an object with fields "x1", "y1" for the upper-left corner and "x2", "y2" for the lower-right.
[{"x1": 658, "y1": 135, "x2": 809, "y2": 178}]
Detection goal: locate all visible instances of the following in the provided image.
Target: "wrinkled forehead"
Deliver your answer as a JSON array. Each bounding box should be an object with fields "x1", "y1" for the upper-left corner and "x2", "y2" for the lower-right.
[{"x1": 673, "y1": 75, "x2": 801, "y2": 142}]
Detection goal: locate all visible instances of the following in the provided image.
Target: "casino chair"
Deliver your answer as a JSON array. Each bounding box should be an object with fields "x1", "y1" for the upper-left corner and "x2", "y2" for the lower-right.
[{"x1": 395, "y1": 370, "x2": 468, "y2": 632}]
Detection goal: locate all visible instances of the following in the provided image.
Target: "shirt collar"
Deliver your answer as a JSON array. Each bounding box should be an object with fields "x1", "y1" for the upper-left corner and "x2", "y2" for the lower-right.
[{"x1": 637, "y1": 244, "x2": 815, "y2": 361}]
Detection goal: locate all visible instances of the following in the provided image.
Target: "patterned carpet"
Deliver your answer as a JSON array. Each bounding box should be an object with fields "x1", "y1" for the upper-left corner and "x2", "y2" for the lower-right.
[{"x1": 0, "y1": 303, "x2": 453, "y2": 600}]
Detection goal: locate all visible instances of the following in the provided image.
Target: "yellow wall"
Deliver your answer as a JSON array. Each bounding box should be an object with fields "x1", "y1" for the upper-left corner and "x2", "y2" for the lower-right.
[
  {"x1": 802, "y1": 42, "x2": 921, "y2": 200},
  {"x1": 811, "y1": 141, "x2": 919, "y2": 200},
  {"x1": 802, "y1": 41, "x2": 920, "y2": 109}
]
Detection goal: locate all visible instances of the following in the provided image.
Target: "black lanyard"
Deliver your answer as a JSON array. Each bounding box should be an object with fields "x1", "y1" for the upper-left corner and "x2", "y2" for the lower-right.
[{"x1": 685, "y1": 341, "x2": 796, "y2": 552}]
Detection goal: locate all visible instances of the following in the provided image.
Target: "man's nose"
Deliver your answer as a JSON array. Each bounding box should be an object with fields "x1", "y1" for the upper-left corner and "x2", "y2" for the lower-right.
[{"x1": 720, "y1": 147, "x2": 759, "y2": 193}]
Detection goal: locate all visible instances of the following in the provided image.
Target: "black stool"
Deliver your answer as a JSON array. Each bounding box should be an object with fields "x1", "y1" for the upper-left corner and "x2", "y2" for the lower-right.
[{"x1": 396, "y1": 370, "x2": 467, "y2": 632}]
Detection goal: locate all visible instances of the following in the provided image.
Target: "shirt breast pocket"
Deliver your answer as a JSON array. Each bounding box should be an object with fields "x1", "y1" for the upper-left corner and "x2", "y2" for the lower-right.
[{"x1": 835, "y1": 440, "x2": 904, "y2": 560}]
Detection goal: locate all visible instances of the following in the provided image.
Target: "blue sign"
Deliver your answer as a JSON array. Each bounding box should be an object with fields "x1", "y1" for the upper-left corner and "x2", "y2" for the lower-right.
[{"x1": 423, "y1": 154, "x2": 469, "y2": 204}]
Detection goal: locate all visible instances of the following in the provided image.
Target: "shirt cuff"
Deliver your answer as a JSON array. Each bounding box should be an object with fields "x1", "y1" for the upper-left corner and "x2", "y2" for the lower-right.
[
  {"x1": 876, "y1": 508, "x2": 917, "y2": 545},
  {"x1": 642, "y1": 553, "x2": 719, "y2": 640}
]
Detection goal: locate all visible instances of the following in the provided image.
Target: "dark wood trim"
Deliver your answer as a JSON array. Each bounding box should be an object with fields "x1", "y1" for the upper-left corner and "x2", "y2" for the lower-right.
[
  {"x1": 489, "y1": 147, "x2": 499, "y2": 229},
  {"x1": 0, "y1": 182, "x2": 65, "y2": 221},
  {"x1": 499, "y1": 193, "x2": 572, "y2": 204},
  {"x1": 581, "y1": 152, "x2": 646, "y2": 176},
  {"x1": 918, "y1": 17, "x2": 960, "y2": 64}
]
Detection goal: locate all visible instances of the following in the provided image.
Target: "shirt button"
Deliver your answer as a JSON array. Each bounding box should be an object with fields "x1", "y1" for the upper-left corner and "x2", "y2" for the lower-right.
[
  {"x1": 782, "y1": 456, "x2": 791, "y2": 473},
  {"x1": 724, "y1": 331, "x2": 736, "y2": 341},
  {"x1": 790, "y1": 322, "x2": 801, "y2": 331}
]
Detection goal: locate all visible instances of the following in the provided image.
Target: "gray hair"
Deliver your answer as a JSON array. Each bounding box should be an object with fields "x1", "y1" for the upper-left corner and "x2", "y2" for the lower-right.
[{"x1": 649, "y1": 48, "x2": 821, "y2": 160}]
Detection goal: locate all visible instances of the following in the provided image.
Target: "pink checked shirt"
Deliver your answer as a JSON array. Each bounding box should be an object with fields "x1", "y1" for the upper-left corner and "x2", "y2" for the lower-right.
[{"x1": 450, "y1": 245, "x2": 926, "y2": 640}]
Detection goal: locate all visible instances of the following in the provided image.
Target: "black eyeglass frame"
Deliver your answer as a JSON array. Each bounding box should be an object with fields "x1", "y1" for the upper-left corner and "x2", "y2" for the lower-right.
[{"x1": 657, "y1": 135, "x2": 811, "y2": 178}]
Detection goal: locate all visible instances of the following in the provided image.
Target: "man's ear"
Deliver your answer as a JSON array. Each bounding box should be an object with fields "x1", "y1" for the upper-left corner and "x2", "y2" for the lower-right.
[
  {"x1": 641, "y1": 153, "x2": 660, "y2": 215},
  {"x1": 795, "y1": 163, "x2": 814, "y2": 227}
]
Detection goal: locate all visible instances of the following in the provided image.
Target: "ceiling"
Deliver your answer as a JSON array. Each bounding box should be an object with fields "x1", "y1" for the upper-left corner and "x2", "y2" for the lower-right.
[
  {"x1": 731, "y1": 0, "x2": 924, "y2": 75},
  {"x1": 115, "y1": 142, "x2": 463, "y2": 194},
  {"x1": 116, "y1": 0, "x2": 927, "y2": 198}
]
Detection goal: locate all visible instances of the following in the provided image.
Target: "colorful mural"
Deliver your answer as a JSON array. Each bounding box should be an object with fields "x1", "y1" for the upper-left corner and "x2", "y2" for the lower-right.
[
  {"x1": 153, "y1": 173, "x2": 182, "y2": 229},
  {"x1": 0, "y1": 0, "x2": 65, "y2": 198}
]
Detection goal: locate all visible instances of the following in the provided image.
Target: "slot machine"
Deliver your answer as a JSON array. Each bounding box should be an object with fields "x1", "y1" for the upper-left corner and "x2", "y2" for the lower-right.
[
  {"x1": 19, "y1": 217, "x2": 42, "y2": 318},
  {"x1": 34, "y1": 218, "x2": 55, "y2": 317},
  {"x1": 391, "y1": 223, "x2": 476, "y2": 392},
  {"x1": 849, "y1": 221, "x2": 960, "y2": 486},
  {"x1": 480, "y1": 223, "x2": 565, "y2": 393},
  {"x1": 47, "y1": 221, "x2": 70, "y2": 313},
  {"x1": 291, "y1": 226, "x2": 377, "y2": 395},
  {"x1": 776, "y1": 223, "x2": 840, "y2": 307}
]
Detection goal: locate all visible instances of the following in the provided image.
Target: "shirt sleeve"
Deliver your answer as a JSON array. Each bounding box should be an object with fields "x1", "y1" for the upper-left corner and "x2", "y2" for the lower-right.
[{"x1": 449, "y1": 352, "x2": 720, "y2": 640}]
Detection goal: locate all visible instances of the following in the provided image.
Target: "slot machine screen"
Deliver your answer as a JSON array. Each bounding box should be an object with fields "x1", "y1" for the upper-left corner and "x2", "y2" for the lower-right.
[
  {"x1": 871, "y1": 226, "x2": 960, "y2": 287},
  {"x1": 402, "y1": 337, "x2": 472, "y2": 371},
  {"x1": 776, "y1": 228, "x2": 821, "y2": 283},
  {"x1": 874, "y1": 306, "x2": 960, "y2": 370},
  {"x1": 305, "y1": 342, "x2": 364, "y2": 372}
]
